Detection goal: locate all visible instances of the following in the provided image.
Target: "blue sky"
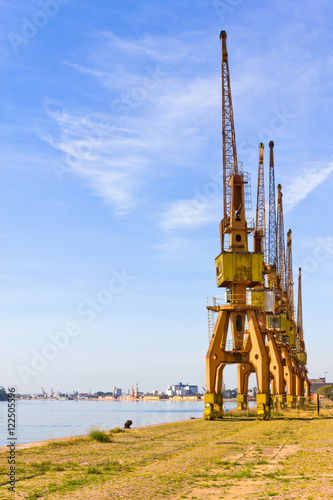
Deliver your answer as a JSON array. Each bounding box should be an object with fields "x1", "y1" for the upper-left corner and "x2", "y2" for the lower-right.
[{"x1": 1, "y1": 0, "x2": 333, "y2": 395}]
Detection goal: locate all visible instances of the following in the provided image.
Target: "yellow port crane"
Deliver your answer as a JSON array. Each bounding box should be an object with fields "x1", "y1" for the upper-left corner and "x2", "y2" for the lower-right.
[
  {"x1": 267, "y1": 185, "x2": 309, "y2": 407},
  {"x1": 204, "y1": 31, "x2": 271, "y2": 420},
  {"x1": 252, "y1": 143, "x2": 286, "y2": 410},
  {"x1": 266, "y1": 183, "x2": 297, "y2": 407},
  {"x1": 204, "y1": 31, "x2": 310, "y2": 420},
  {"x1": 297, "y1": 268, "x2": 311, "y2": 401}
]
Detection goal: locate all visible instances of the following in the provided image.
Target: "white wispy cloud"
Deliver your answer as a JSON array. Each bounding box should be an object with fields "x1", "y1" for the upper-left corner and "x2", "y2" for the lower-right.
[
  {"x1": 161, "y1": 161, "x2": 333, "y2": 231},
  {"x1": 161, "y1": 197, "x2": 220, "y2": 230},
  {"x1": 96, "y1": 30, "x2": 214, "y2": 65},
  {"x1": 284, "y1": 161, "x2": 333, "y2": 213},
  {"x1": 38, "y1": 29, "x2": 333, "y2": 224},
  {"x1": 38, "y1": 111, "x2": 150, "y2": 214},
  {"x1": 38, "y1": 32, "x2": 220, "y2": 217}
]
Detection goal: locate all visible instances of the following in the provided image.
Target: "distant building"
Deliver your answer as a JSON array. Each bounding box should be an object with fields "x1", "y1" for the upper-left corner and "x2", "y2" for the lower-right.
[
  {"x1": 78, "y1": 393, "x2": 91, "y2": 399},
  {"x1": 309, "y1": 378, "x2": 332, "y2": 394},
  {"x1": 166, "y1": 382, "x2": 198, "y2": 397},
  {"x1": 113, "y1": 388, "x2": 122, "y2": 397}
]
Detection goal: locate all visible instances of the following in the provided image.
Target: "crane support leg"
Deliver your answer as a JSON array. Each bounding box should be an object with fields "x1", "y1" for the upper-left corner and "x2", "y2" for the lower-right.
[
  {"x1": 304, "y1": 376, "x2": 311, "y2": 402},
  {"x1": 266, "y1": 333, "x2": 286, "y2": 408},
  {"x1": 292, "y1": 358, "x2": 305, "y2": 405},
  {"x1": 296, "y1": 377, "x2": 304, "y2": 406},
  {"x1": 247, "y1": 310, "x2": 271, "y2": 419},
  {"x1": 237, "y1": 363, "x2": 254, "y2": 410},
  {"x1": 204, "y1": 310, "x2": 229, "y2": 419},
  {"x1": 281, "y1": 346, "x2": 296, "y2": 407}
]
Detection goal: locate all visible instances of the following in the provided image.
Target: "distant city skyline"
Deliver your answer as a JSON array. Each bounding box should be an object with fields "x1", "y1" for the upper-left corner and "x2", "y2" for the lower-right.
[{"x1": 1, "y1": 1, "x2": 332, "y2": 393}]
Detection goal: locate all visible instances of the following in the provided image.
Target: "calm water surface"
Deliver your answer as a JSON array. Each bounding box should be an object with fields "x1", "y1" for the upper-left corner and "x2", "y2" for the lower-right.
[{"x1": 0, "y1": 399, "x2": 255, "y2": 446}]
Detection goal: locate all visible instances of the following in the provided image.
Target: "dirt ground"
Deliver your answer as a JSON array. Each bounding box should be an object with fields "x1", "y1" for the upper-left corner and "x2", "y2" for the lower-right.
[{"x1": 1, "y1": 403, "x2": 333, "y2": 499}]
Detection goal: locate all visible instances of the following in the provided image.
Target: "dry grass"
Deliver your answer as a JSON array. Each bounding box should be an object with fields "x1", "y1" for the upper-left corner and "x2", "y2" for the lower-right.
[{"x1": 0, "y1": 401, "x2": 332, "y2": 499}]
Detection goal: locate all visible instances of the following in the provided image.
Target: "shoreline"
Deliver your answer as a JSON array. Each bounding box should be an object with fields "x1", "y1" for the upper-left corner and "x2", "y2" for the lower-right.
[
  {"x1": 0, "y1": 417, "x2": 199, "y2": 453},
  {"x1": 8, "y1": 397, "x2": 248, "y2": 402},
  {"x1": 0, "y1": 399, "x2": 257, "y2": 451},
  {"x1": 0, "y1": 405, "x2": 256, "y2": 452}
]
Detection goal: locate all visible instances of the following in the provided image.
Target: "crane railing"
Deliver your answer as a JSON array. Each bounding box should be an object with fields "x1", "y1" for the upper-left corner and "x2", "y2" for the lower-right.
[{"x1": 207, "y1": 290, "x2": 275, "y2": 312}]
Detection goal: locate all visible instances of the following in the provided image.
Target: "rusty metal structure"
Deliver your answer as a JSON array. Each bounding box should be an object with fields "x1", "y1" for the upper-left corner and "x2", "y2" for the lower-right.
[
  {"x1": 286, "y1": 229, "x2": 294, "y2": 320},
  {"x1": 254, "y1": 143, "x2": 266, "y2": 260},
  {"x1": 297, "y1": 268, "x2": 306, "y2": 365},
  {"x1": 221, "y1": 31, "x2": 238, "y2": 217},
  {"x1": 268, "y1": 141, "x2": 277, "y2": 267},
  {"x1": 276, "y1": 184, "x2": 286, "y2": 292},
  {"x1": 204, "y1": 31, "x2": 310, "y2": 420}
]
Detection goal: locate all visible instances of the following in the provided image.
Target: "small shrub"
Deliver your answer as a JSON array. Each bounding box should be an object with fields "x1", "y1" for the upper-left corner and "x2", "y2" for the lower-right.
[
  {"x1": 86, "y1": 466, "x2": 102, "y2": 474},
  {"x1": 110, "y1": 426, "x2": 125, "y2": 434},
  {"x1": 88, "y1": 427, "x2": 112, "y2": 443},
  {"x1": 31, "y1": 460, "x2": 52, "y2": 473},
  {"x1": 214, "y1": 459, "x2": 232, "y2": 468},
  {"x1": 101, "y1": 459, "x2": 122, "y2": 471},
  {"x1": 47, "y1": 436, "x2": 86, "y2": 447},
  {"x1": 53, "y1": 464, "x2": 65, "y2": 471},
  {"x1": 27, "y1": 493, "x2": 42, "y2": 500}
]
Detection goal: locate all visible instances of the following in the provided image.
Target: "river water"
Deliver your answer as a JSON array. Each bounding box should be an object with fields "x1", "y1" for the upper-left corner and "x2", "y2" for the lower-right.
[{"x1": 0, "y1": 399, "x2": 256, "y2": 446}]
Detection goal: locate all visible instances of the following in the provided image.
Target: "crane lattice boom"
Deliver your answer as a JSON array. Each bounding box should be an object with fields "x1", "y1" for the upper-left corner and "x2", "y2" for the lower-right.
[
  {"x1": 276, "y1": 184, "x2": 286, "y2": 291},
  {"x1": 268, "y1": 141, "x2": 277, "y2": 266},
  {"x1": 297, "y1": 267, "x2": 304, "y2": 344},
  {"x1": 220, "y1": 30, "x2": 238, "y2": 220},
  {"x1": 286, "y1": 229, "x2": 294, "y2": 320},
  {"x1": 254, "y1": 143, "x2": 266, "y2": 260}
]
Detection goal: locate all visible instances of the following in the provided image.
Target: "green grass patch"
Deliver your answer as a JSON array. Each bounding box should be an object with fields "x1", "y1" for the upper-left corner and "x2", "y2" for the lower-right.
[
  {"x1": 27, "y1": 494, "x2": 42, "y2": 500},
  {"x1": 47, "y1": 436, "x2": 87, "y2": 447},
  {"x1": 110, "y1": 426, "x2": 125, "y2": 434},
  {"x1": 98, "y1": 458, "x2": 122, "y2": 472},
  {"x1": 86, "y1": 466, "x2": 102, "y2": 475},
  {"x1": 88, "y1": 427, "x2": 113, "y2": 443},
  {"x1": 31, "y1": 460, "x2": 52, "y2": 473},
  {"x1": 53, "y1": 464, "x2": 66, "y2": 471}
]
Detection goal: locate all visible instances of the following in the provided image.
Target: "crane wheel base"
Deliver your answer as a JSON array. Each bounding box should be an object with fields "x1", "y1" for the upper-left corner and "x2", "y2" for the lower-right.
[
  {"x1": 287, "y1": 395, "x2": 296, "y2": 408},
  {"x1": 256, "y1": 393, "x2": 271, "y2": 420},
  {"x1": 237, "y1": 394, "x2": 248, "y2": 410},
  {"x1": 274, "y1": 394, "x2": 286, "y2": 409},
  {"x1": 203, "y1": 393, "x2": 224, "y2": 420}
]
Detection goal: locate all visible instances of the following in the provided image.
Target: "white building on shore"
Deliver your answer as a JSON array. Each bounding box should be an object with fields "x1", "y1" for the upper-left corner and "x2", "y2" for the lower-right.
[{"x1": 166, "y1": 382, "x2": 198, "y2": 397}]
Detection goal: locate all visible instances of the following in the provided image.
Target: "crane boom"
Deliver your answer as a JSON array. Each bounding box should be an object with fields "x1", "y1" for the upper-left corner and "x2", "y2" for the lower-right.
[
  {"x1": 297, "y1": 267, "x2": 304, "y2": 344},
  {"x1": 276, "y1": 184, "x2": 286, "y2": 292},
  {"x1": 286, "y1": 229, "x2": 294, "y2": 320},
  {"x1": 268, "y1": 141, "x2": 277, "y2": 266},
  {"x1": 254, "y1": 143, "x2": 266, "y2": 260},
  {"x1": 220, "y1": 30, "x2": 238, "y2": 221}
]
